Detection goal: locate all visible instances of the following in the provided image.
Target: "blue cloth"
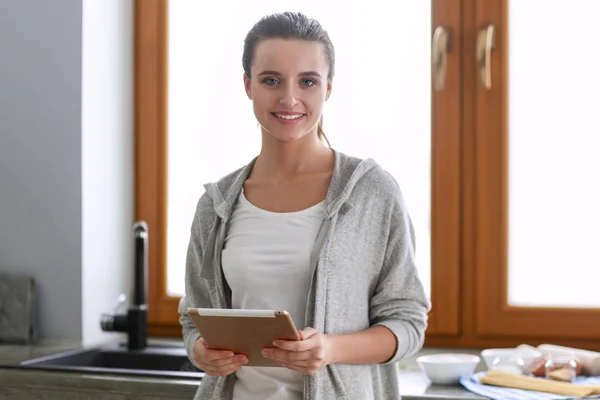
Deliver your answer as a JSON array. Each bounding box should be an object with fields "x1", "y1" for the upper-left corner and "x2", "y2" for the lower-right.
[{"x1": 460, "y1": 372, "x2": 600, "y2": 400}]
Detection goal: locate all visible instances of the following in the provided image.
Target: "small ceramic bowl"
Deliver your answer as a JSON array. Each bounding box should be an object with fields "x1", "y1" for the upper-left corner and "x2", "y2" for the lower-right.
[
  {"x1": 417, "y1": 353, "x2": 481, "y2": 385},
  {"x1": 481, "y1": 347, "x2": 543, "y2": 371}
]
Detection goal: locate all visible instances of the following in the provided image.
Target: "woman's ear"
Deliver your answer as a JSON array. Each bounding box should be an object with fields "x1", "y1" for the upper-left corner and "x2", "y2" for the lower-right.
[
  {"x1": 325, "y1": 80, "x2": 332, "y2": 101},
  {"x1": 243, "y1": 74, "x2": 252, "y2": 99}
]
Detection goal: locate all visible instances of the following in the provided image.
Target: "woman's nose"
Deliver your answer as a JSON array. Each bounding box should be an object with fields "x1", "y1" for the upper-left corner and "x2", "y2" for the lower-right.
[{"x1": 279, "y1": 86, "x2": 299, "y2": 108}]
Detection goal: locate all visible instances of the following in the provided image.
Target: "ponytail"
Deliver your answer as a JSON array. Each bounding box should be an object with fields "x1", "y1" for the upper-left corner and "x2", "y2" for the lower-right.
[{"x1": 317, "y1": 116, "x2": 331, "y2": 148}]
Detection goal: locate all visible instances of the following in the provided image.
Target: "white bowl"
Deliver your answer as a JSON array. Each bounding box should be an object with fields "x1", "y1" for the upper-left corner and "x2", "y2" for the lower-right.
[
  {"x1": 416, "y1": 353, "x2": 481, "y2": 385},
  {"x1": 481, "y1": 347, "x2": 543, "y2": 371}
]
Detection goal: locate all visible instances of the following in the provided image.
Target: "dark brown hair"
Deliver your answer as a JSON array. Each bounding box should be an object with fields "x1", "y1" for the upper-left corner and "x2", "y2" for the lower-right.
[{"x1": 242, "y1": 12, "x2": 335, "y2": 147}]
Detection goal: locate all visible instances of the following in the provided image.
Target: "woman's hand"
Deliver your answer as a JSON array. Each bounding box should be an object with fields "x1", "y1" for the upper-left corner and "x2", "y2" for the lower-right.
[
  {"x1": 193, "y1": 337, "x2": 248, "y2": 376},
  {"x1": 261, "y1": 328, "x2": 334, "y2": 375}
]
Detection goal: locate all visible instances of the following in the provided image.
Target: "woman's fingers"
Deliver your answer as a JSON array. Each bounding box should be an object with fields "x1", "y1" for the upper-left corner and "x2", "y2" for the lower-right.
[
  {"x1": 206, "y1": 354, "x2": 247, "y2": 367},
  {"x1": 263, "y1": 348, "x2": 311, "y2": 362},
  {"x1": 204, "y1": 361, "x2": 243, "y2": 376},
  {"x1": 275, "y1": 361, "x2": 305, "y2": 373},
  {"x1": 205, "y1": 356, "x2": 236, "y2": 367},
  {"x1": 203, "y1": 348, "x2": 236, "y2": 361}
]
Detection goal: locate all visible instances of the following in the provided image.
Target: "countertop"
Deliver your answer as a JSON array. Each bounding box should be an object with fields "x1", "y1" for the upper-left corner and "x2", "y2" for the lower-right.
[{"x1": 0, "y1": 340, "x2": 487, "y2": 400}]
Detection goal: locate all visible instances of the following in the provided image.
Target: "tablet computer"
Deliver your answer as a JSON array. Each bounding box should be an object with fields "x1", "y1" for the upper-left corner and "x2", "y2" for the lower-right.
[{"x1": 187, "y1": 308, "x2": 301, "y2": 367}]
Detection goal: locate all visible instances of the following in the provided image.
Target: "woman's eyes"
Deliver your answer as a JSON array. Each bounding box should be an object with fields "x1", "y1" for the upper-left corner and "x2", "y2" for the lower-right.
[
  {"x1": 261, "y1": 78, "x2": 317, "y2": 87},
  {"x1": 262, "y1": 78, "x2": 279, "y2": 86}
]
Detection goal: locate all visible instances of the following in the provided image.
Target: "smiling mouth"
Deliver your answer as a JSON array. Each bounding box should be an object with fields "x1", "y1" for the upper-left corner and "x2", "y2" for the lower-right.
[{"x1": 271, "y1": 112, "x2": 306, "y2": 120}]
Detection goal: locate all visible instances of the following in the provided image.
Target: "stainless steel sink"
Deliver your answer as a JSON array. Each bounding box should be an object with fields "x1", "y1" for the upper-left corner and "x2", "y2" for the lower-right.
[{"x1": 3, "y1": 343, "x2": 204, "y2": 380}]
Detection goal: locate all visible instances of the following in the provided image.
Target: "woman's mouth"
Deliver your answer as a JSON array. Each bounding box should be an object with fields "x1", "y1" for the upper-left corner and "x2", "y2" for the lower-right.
[{"x1": 271, "y1": 112, "x2": 306, "y2": 124}]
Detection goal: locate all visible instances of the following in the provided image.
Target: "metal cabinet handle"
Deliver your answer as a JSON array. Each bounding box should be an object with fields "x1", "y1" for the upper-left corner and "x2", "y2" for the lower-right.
[
  {"x1": 432, "y1": 26, "x2": 451, "y2": 91},
  {"x1": 477, "y1": 24, "x2": 496, "y2": 89}
]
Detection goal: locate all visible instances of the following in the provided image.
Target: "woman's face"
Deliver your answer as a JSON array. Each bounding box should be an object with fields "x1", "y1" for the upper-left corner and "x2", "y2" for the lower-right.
[{"x1": 244, "y1": 38, "x2": 332, "y2": 144}]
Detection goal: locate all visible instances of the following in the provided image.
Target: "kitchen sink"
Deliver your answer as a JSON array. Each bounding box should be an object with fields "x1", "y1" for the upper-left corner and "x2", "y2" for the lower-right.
[{"x1": 2, "y1": 343, "x2": 204, "y2": 380}]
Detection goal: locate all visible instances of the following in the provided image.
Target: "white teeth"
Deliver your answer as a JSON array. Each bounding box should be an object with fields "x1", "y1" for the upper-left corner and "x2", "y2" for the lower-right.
[{"x1": 275, "y1": 113, "x2": 303, "y2": 120}]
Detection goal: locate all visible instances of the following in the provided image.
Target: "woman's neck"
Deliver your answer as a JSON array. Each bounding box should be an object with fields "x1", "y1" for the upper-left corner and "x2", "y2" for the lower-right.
[{"x1": 251, "y1": 131, "x2": 333, "y2": 180}]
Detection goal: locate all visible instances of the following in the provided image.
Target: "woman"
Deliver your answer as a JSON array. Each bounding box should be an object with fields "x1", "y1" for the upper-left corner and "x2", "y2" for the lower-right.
[{"x1": 178, "y1": 11, "x2": 430, "y2": 400}]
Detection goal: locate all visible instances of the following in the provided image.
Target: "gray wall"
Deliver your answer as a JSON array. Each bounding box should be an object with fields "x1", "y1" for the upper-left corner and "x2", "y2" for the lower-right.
[
  {"x1": 0, "y1": 0, "x2": 83, "y2": 340},
  {"x1": 0, "y1": 0, "x2": 134, "y2": 343}
]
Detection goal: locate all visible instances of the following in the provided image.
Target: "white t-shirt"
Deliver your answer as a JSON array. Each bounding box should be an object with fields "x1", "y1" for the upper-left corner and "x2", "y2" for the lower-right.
[{"x1": 221, "y1": 189, "x2": 325, "y2": 400}]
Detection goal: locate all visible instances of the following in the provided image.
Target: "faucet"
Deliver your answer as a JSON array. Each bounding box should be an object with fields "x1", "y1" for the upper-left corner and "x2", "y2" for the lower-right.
[{"x1": 100, "y1": 221, "x2": 149, "y2": 350}]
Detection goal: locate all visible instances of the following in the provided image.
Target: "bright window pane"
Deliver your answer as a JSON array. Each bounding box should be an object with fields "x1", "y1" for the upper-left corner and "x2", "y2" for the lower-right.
[
  {"x1": 167, "y1": 1, "x2": 431, "y2": 298},
  {"x1": 508, "y1": 0, "x2": 600, "y2": 307}
]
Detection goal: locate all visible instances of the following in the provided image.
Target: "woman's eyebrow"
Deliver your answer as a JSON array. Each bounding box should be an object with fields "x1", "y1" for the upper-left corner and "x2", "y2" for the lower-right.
[{"x1": 257, "y1": 70, "x2": 322, "y2": 78}]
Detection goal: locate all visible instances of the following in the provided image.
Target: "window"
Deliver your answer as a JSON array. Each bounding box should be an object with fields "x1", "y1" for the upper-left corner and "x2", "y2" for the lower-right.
[
  {"x1": 136, "y1": 0, "x2": 600, "y2": 351},
  {"x1": 471, "y1": 0, "x2": 600, "y2": 341},
  {"x1": 165, "y1": 0, "x2": 434, "y2": 300}
]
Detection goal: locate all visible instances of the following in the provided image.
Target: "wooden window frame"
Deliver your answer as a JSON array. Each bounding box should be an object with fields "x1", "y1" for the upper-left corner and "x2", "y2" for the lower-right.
[
  {"x1": 134, "y1": 0, "x2": 462, "y2": 339},
  {"x1": 428, "y1": 0, "x2": 462, "y2": 336},
  {"x1": 135, "y1": 0, "x2": 462, "y2": 337},
  {"x1": 135, "y1": 0, "x2": 181, "y2": 336},
  {"x1": 470, "y1": 0, "x2": 600, "y2": 349},
  {"x1": 427, "y1": 0, "x2": 600, "y2": 351},
  {"x1": 136, "y1": 0, "x2": 600, "y2": 350}
]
